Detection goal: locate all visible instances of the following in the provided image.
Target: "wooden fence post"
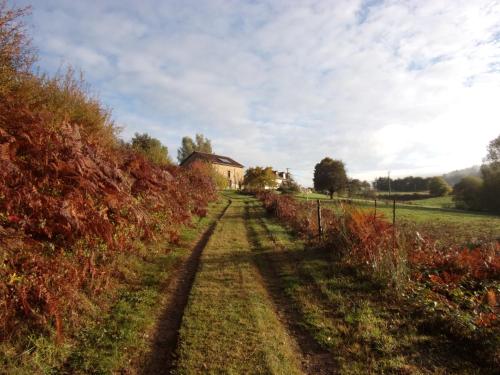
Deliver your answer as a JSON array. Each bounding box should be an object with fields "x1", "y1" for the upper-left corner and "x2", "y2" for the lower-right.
[
  {"x1": 392, "y1": 199, "x2": 396, "y2": 227},
  {"x1": 392, "y1": 199, "x2": 396, "y2": 250},
  {"x1": 374, "y1": 198, "x2": 377, "y2": 216},
  {"x1": 317, "y1": 199, "x2": 323, "y2": 240}
]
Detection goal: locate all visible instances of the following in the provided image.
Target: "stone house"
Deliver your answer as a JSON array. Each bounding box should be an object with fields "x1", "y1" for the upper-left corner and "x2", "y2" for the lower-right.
[{"x1": 180, "y1": 151, "x2": 244, "y2": 189}]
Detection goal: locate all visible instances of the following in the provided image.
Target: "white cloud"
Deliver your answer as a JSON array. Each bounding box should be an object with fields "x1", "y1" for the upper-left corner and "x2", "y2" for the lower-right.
[{"x1": 20, "y1": 0, "x2": 500, "y2": 185}]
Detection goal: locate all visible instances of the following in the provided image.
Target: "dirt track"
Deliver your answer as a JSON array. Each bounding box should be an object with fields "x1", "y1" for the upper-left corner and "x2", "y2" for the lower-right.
[{"x1": 245, "y1": 202, "x2": 337, "y2": 374}]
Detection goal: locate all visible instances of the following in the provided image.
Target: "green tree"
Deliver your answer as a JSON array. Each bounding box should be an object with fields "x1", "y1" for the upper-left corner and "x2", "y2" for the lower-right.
[
  {"x1": 347, "y1": 178, "x2": 363, "y2": 196},
  {"x1": 313, "y1": 157, "x2": 348, "y2": 199},
  {"x1": 131, "y1": 133, "x2": 170, "y2": 166},
  {"x1": 177, "y1": 133, "x2": 212, "y2": 163},
  {"x1": 453, "y1": 176, "x2": 483, "y2": 210},
  {"x1": 480, "y1": 164, "x2": 500, "y2": 212},
  {"x1": 428, "y1": 176, "x2": 451, "y2": 196},
  {"x1": 244, "y1": 166, "x2": 276, "y2": 190},
  {"x1": 485, "y1": 134, "x2": 500, "y2": 164},
  {"x1": 480, "y1": 134, "x2": 500, "y2": 212}
]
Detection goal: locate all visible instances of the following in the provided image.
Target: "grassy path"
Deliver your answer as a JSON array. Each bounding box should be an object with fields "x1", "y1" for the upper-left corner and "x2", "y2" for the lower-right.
[{"x1": 175, "y1": 196, "x2": 304, "y2": 374}]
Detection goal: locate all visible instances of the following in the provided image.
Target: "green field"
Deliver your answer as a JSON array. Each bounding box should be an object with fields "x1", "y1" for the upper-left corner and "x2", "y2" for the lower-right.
[
  {"x1": 376, "y1": 191, "x2": 429, "y2": 196},
  {"x1": 407, "y1": 195, "x2": 454, "y2": 208},
  {"x1": 299, "y1": 192, "x2": 454, "y2": 208}
]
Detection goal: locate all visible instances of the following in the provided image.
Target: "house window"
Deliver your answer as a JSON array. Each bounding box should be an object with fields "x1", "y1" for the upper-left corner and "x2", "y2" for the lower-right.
[{"x1": 227, "y1": 170, "x2": 231, "y2": 178}]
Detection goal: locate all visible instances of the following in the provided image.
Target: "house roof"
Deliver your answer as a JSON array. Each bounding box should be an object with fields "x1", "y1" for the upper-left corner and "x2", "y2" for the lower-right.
[{"x1": 180, "y1": 151, "x2": 244, "y2": 168}]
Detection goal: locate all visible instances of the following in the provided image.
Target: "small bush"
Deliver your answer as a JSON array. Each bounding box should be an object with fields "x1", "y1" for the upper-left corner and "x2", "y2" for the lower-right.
[{"x1": 428, "y1": 176, "x2": 451, "y2": 197}]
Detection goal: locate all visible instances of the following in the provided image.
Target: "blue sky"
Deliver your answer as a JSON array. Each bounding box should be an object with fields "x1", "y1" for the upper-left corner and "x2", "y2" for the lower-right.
[{"x1": 17, "y1": 0, "x2": 500, "y2": 185}]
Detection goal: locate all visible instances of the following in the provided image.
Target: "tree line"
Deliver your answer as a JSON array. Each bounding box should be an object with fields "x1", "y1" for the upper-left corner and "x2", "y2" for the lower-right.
[
  {"x1": 373, "y1": 175, "x2": 451, "y2": 197},
  {"x1": 373, "y1": 176, "x2": 431, "y2": 192}
]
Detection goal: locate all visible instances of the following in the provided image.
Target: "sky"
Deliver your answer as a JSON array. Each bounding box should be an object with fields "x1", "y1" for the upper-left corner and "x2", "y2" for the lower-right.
[{"x1": 16, "y1": 0, "x2": 500, "y2": 186}]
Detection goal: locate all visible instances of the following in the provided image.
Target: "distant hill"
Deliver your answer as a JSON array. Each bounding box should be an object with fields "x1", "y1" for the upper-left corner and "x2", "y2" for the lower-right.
[{"x1": 442, "y1": 166, "x2": 481, "y2": 186}]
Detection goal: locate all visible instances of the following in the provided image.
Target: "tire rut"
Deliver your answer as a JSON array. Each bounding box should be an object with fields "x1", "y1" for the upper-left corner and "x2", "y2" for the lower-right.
[
  {"x1": 244, "y1": 202, "x2": 337, "y2": 375},
  {"x1": 140, "y1": 199, "x2": 232, "y2": 375}
]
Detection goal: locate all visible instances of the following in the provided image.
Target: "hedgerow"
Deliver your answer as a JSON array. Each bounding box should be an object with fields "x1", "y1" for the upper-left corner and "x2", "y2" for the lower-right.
[
  {"x1": 257, "y1": 191, "x2": 499, "y2": 365},
  {"x1": 0, "y1": 3, "x2": 217, "y2": 343}
]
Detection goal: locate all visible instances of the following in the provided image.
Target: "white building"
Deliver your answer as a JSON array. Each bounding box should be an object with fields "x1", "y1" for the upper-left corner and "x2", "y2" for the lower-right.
[{"x1": 274, "y1": 170, "x2": 289, "y2": 187}]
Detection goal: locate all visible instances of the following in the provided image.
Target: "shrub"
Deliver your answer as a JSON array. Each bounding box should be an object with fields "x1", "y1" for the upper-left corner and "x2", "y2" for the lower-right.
[
  {"x1": 453, "y1": 176, "x2": 483, "y2": 210},
  {"x1": 480, "y1": 163, "x2": 500, "y2": 213},
  {"x1": 450, "y1": 134, "x2": 500, "y2": 213},
  {"x1": 428, "y1": 176, "x2": 451, "y2": 196}
]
